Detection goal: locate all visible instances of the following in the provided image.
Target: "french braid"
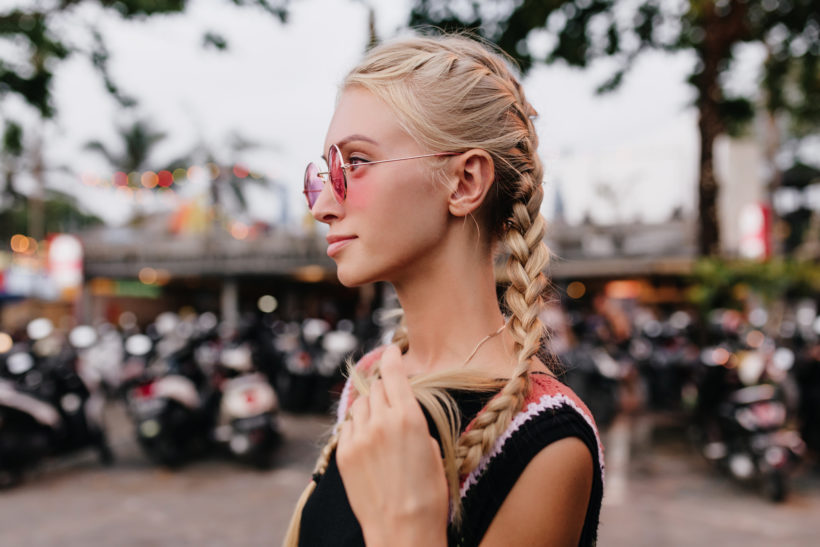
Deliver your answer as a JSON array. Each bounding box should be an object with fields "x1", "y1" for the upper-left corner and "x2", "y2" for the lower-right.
[{"x1": 455, "y1": 115, "x2": 549, "y2": 478}]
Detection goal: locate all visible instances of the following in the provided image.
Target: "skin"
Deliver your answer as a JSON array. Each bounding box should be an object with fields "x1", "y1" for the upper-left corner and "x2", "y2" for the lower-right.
[{"x1": 312, "y1": 86, "x2": 593, "y2": 546}]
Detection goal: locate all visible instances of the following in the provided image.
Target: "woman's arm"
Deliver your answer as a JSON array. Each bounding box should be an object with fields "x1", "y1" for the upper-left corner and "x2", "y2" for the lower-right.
[{"x1": 480, "y1": 436, "x2": 594, "y2": 547}]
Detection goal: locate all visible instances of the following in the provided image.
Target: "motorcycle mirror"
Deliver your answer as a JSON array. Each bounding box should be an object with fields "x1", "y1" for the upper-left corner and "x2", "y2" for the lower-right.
[
  {"x1": 125, "y1": 334, "x2": 152, "y2": 356},
  {"x1": 26, "y1": 318, "x2": 54, "y2": 341},
  {"x1": 322, "y1": 331, "x2": 357, "y2": 354},
  {"x1": 773, "y1": 348, "x2": 795, "y2": 371},
  {"x1": 175, "y1": 320, "x2": 195, "y2": 339},
  {"x1": 154, "y1": 312, "x2": 179, "y2": 336},
  {"x1": 336, "y1": 319, "x2": 355, "y2": 333},
  {"x1": 796, "y1": 299, "x2": 817, "y2": 327},
  {"x1": 221, "y1": 344, "x2": 253, "y2": 371},
  {"x1": 749, "y1": 307, "x2": 768, "y2": 328},
  {"x1": 302, "y1": 318, "x2": 330, "y2": 344},
  {"x1": 642, "y1": 320, "x2": 663, "y2": 338},
  {"x1": 197, "y1": 312, "x2": 218, "y2": 332},
  {"x1": 69, "y1": 325, "x2": 98, "y2": 349},
  {"x1": 7, "y1": 351, "x2": 35, "y2": 375},
  {"x1": 669, "y1": 311, "x2": 691, "y2": 331}
]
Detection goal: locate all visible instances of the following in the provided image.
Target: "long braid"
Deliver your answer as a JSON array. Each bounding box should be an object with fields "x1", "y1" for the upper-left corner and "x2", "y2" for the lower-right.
[
  {"x1": 456, "y1": 179, "x2": 549, "y2": 477},
  {"x1": 449, "y1": 52, "x2": 551, "y2": 476}
]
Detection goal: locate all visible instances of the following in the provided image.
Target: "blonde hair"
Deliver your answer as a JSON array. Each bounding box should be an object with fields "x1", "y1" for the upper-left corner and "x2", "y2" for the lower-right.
[{"x1": 284, "y1": 33, "x2": 551, "y2": 546}]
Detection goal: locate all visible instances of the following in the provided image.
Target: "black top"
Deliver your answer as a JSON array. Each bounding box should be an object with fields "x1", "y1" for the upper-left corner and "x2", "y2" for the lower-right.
[{"x1": 299, "y1": 379, "x2": 603, "y2": 546}]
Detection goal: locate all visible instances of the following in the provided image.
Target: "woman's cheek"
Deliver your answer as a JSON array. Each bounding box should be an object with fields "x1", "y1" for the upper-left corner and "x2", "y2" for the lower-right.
[{"x1": 345, "y1": 176, "x2": 374, "y2": 209}]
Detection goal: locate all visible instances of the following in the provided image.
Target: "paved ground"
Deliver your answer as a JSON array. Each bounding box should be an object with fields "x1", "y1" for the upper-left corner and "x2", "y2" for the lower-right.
[
  {"x1": 0, "y1": 403, "x2": 331, "y2": 546},
  {"x1": 598, "y1": 415, "x2": 820, "y2": 547},
  {"x1": 1, "y1": 404, "x2": 819, "y2": 546}
]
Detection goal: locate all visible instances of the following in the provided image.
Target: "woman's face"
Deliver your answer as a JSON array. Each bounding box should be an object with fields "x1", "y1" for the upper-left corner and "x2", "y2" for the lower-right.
[{"x1": 312, "y1": 86, "x2": 452, "y2": 287}]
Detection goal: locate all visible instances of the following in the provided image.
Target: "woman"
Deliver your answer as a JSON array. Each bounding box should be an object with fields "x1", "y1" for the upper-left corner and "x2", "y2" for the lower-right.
[{"x1": 285, "y1": 34, "x2": 604, "y2": 547}]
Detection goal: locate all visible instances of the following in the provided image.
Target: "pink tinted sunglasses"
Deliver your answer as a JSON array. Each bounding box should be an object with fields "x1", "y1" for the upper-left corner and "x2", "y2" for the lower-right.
[{"x1": 303, "y1": 143, "x2": 457, "y2": 209}]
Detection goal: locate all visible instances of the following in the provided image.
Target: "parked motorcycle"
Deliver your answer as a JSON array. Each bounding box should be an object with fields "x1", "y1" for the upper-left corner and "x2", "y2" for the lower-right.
[
  {"x1": 560, "y1": 342, "x2": 623, "y2": 430},
  {"x1": 210, "y1": 341, "x2": 281, "y2": 468},
  {"x1": 789, "y1": 300, "x2": 820, "y2": 456},
  {"x1": 694, "y1": 330, "x2": 805, "y2": 502},
  {"x1": 0, "y1": 319, "x2": 112, "y2": 487},
  {"x1": 121, "y1": 314, "x2": 210, "y2": 468}
]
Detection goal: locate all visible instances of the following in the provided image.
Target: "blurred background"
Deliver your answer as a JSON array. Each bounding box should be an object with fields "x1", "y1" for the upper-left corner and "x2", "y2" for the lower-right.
[{"x1": 1, "y1": 0, "x2": 819, "y2": 545}]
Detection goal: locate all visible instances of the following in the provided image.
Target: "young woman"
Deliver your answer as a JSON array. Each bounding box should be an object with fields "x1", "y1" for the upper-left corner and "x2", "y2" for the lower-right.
[{"x1": 285, "y1": 34, "x2": 604, "y2": 547}]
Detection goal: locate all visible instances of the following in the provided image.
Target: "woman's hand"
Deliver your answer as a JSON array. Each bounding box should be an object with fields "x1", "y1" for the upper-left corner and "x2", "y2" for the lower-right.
[{"x1": 336, "y1": 345, "x2": 449, "y2": 547}]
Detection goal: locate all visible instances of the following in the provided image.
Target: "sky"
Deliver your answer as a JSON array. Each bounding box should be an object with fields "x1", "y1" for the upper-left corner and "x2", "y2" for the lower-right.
[{"x1": 18, "y1": 0, "x2": 711, "y2": 228}]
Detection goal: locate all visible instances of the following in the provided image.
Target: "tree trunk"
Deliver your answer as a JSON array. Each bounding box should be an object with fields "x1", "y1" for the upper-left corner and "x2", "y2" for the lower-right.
[
  {"x1": 694, "y1": 0, "x2": 751, "y2": 257},
  {"x1": 697, "y1": 98, "x2": 722, "y2": 257}
]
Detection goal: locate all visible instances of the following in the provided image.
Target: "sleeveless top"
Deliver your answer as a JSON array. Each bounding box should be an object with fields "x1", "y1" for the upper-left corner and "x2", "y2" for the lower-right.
[{"x1": 299, "y1": 348, "x2": 605, "y2": 547}]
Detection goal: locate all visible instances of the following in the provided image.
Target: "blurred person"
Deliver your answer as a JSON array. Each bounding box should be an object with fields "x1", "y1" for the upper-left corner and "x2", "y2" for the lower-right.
[{"x1": 285, "y1": 34, "x2": 603, "y2": 547}]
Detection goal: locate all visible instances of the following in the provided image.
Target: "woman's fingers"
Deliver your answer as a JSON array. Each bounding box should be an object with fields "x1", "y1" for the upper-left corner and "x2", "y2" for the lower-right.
[
  {"x1": 337, "y1": 418, "x2": 353, "y2": 461},
  {"x1": 369, "y1": 378, "x2": 389, "y2": 414},
  {"x1": 379, "y1": 345, "x2": 424, "y2": 420},
  {"x1": 349, "y1": 392, "x2": 370, "y2": 431}
]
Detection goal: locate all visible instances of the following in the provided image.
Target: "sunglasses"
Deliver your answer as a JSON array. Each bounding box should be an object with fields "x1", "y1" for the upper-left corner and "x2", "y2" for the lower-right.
[{"x1": 303, "y1": 143, "x2": 457, "y2": 209}]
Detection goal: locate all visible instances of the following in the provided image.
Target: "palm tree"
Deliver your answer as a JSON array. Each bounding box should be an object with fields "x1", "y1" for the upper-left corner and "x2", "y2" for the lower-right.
[{"x1": 84, "y1": 118, "x2": 184, "y2": 174}]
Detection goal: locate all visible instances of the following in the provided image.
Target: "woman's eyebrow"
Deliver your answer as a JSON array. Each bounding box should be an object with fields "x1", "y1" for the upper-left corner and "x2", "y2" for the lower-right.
[
  {"x1": 337, "y1": 134, "x2": 378, "y2": 148},
  {"x1": 322, "y1": 134, "x2": 379, "y2": 161}
]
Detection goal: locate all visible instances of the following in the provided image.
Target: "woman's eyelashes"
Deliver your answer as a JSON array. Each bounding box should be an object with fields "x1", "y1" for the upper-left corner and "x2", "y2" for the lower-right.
[{"x1": 347, "y1": 156, "x2": 370, "y2": 172}]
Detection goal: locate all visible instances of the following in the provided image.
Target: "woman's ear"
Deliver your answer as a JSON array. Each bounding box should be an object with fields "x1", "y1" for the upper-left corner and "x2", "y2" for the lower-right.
[{"x1": 447, "y1": 149, "x2": 495, "y2": 218}]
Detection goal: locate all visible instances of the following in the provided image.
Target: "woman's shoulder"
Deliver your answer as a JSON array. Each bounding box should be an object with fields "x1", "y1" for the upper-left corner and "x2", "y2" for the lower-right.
[
  {"x1": 525, "y1": 372, "x2": 600, "y2": 430},
  {"x1": 456, "y1": 372, "x2": 606, "y2": 546},
  {"x1": 466, "y1": 371, "x2": 602, "y2": 442},
  {"x1": 459, "y1": 371, "x2": 605, "y2": 494},
  {"x1": 521, "y1": 373, "x2": 604, "y2": 459}
]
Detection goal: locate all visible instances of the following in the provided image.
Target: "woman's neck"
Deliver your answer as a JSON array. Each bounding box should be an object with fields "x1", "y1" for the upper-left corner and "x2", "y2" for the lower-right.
[{"x1": 392, "y1": 248, "x2": 513, "y2": 376}]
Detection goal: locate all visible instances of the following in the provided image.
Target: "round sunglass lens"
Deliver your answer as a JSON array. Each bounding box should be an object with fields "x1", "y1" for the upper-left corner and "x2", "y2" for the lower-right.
[
  {"x1": 304, "y1": 163, "x2": 322, "y2": 208},
  {"x1": 328, "y1": 145, "x2": 346, "y2": 203}
]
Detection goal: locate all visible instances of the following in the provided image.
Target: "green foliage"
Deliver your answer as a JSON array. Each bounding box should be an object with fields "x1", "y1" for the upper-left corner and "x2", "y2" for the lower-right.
[
  {"x1": 719, "y1": 97, "x2": 756, "y2": 137},
  {"x1": 782, "y1": 162, "x2": 820, "y2": 188},
  {"x1": 410, "y1": 0, "x2": 820, "y2": 257},
  {"x1": 410, "y1": 1, "x2": 819, "y2": 124},
  {"x1": 0, "y1": 0, "x2": 290, "y2": 135},
  {"x1": 689, "y1": 258, "x2": 820, "y2": 311},
  {"x1": 0, "y1": 190, "x2": 103, "y2": 243},
  {"x1": 84, "y1": 119, "x2": 169, "y2": 173},
  {"x1": 0, "y1": 0, "x2": 290, "y2": 228},
  {"x1": 2, "y1": 121, "x2": 22, "y2": 157},
  {"x1": 203, "y1": 31, "x2": 229, "y2": 51}
]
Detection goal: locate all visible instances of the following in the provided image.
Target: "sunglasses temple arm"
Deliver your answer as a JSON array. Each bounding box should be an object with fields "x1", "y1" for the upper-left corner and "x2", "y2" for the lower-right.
[{"x1": 342, "y1": 152, "x2": 457, "y2": 168}]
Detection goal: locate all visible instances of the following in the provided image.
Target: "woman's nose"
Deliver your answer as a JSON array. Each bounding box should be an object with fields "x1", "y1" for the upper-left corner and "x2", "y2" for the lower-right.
[{"x1": 311, "y1": 181, "x2": 343, "y2": 224}]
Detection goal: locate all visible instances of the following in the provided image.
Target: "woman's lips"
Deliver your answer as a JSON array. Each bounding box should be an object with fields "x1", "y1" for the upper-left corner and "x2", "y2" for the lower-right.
[{"x1": 326, "y1": 236, "x2": 356, "y2": 257}]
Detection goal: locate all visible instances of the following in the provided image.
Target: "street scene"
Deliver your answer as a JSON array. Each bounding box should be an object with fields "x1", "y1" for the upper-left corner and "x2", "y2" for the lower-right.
[{"x1": 2, "y1": 0, "x2": 820, "y2": 546}]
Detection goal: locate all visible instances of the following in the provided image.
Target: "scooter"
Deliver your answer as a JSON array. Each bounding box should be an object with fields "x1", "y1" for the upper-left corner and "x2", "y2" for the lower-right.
[
  {"x1": 122, "y1": 315, "x2": 210, "y2": 468},
  {"x1": 0, "y1": 319, "x2": 112, "y2": 487},
  {"x1": 210, "y1": 341, "x2": 281, "y2": 468},
  {"x1": 695, "y1": 337, "x2": 805, "y2": 502}
]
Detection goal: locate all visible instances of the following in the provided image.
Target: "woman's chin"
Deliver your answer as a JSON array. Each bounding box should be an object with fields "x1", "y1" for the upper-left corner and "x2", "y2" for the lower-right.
[{"x1": 334, "y1": 266, "x2": 371, "y2": 288}]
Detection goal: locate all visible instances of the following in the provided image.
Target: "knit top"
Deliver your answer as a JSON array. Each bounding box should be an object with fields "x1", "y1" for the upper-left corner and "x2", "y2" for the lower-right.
[{"x1": 299, "y1": 348, "x2": 605, "y2": 547}]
